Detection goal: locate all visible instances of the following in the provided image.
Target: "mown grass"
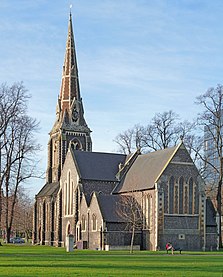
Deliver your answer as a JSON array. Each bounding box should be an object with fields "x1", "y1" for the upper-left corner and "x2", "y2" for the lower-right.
[{"x1": 0, "y1": 245, "x2": 223, "y2": 276}]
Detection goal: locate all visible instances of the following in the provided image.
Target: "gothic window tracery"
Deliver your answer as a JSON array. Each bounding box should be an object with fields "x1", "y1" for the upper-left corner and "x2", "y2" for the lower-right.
[
  {"x1": 179, "y1": 177, "x2": 184, "y2": 214},
  {"x1": 194, "y1": 183, "x2": 199, "y2": 214},
  {"x1": 64, "y1": 181, "x2": 67, "y2": 215},
  {"x1": 184, "y1": 186, "x2": 189, "y2": 214},
  {"x1": 71, "y1": 139, "x2": 82, "y2": 150},
  {"x1": 64, "y1": 171, "x2": 73, "y2": 216},
  {"x1": 174, "y1": 184, "x2": 179, "y2": 214},
  {"x1": 144, "y1": 195, "x2": 150, "y2": 229},
  {"x1": 167, "y1": 176, "x2": 195, "y2": 215},
  {"x1": 189, "y1": 178, "x2": 194, "y2": 214},
  {"x1": 168, "y1": 176, "x2": 174, "y2": 214}
]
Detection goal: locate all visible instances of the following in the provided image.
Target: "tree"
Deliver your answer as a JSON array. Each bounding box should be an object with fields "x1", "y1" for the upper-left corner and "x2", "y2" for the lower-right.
[
  {"x1": 0, "y1": 82, "x2": 30, "y2": 237},
  {"x1": 116, "y1": 193, "x2": 143, "y2": 253},
  {"x1": 143, "y1": 110, "x2": 182, "y2": 151},
  {"x1": 0, "y1": 82, "x2": 40, "y2": 243},
  {"x1": 193, "y1": 84, "x2": 223, "y2": 248},
  {"x1": 1, "y1": 187, "x2": 33, "y2": 241},
  {"x1": 114, "y1": 110, "x2": 194, "y2": 154},
  {"x1": 114, "y1": 124, "x2": 145, "y2": 154},
  {"x1": 13, "y1": 189, "x2": 33, "y2": 241}
]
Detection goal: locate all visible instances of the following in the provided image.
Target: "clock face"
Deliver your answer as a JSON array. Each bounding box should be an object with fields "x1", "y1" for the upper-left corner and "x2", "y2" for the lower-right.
[{"x1": 72, "y1": 109, "x2": 79, "y2": 122}]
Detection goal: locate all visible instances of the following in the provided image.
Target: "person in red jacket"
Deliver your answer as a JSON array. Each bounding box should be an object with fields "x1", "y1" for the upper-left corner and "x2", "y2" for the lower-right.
[{"x1": 166, "y1": 242, "x2": 174, "y2": 254}]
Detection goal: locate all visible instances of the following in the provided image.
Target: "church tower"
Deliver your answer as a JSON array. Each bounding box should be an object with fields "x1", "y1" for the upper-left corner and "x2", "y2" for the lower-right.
[{"x1": 46, "y1": 12, "x2": 92, "y2": 183}]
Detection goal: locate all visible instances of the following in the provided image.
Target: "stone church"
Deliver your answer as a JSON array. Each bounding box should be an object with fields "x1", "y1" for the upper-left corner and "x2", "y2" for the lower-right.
[{"x1": 33, "y1": 13, "x2": 218, "y2": 251}]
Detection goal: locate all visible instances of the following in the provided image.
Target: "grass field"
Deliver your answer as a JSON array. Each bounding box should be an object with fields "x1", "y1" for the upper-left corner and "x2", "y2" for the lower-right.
[{"x1": 0, "y1": 245, "x2": 223, "y2": 276}]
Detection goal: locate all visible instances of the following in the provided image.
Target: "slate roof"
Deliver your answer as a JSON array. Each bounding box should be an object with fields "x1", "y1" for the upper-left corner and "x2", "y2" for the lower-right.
[
  {"x1": 36, "y1": 182, "x2": 60, "y2": 198},
  {"x1": 72, "y1": 150, "x2": 126, "y2": 181},
  {"x1": 96, "y1": 193, "x2": 130, "y2": 223},
  {"x1": 113, "y1": 145, "x2": 179, "y2": 193}
]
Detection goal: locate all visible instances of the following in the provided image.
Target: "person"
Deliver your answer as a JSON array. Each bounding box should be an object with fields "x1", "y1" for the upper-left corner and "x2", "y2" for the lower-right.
[{"x1": 166, "y1": 242, "x2": 174, "y2": 254}]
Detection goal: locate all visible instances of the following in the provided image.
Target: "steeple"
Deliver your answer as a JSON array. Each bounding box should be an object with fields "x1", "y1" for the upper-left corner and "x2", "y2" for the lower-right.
[
  {"x1": 59, "y1": 11, "x2": 80, "y2": 114},
  {"x1": 47, "y1": 11, "x2": 92, "y2": 184}
]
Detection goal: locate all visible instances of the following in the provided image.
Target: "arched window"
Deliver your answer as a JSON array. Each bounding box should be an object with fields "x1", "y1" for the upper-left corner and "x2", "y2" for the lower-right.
[
  {"x1": 174, "y1": 184, "x2": 179, "y2": 214},
  {"x1": 194, "y1": 183, "x2": 199, "y2": 214},
  {"x1": 169, "y1": 176, "x2": 174, "y2": 214},
  {"x1": 179, "y1": 177, "x2": 184, "y2": 214},
  {"x1": 145, "y1": 195, "x2": 151, "y2": 228},
  {"x1": 65, "y1": 171, "x2": 73, "y2": 216},
  {"x1": 43, "y1": 201, "x2": 46, "y2": 232},
  {"x1": 70, "y1": 181, "x2": 73, "y2": 215},
  {"x1": 92, "y1": 214, "x2": 97, "y2": 231},
  {"x1": 71, "y1": 139, "x2": 82, "y2": 150},
  {"x1": 68, "y1": 172, "x2": 71, "y2": 215},
  {"x1": 189, "y1": 178, "x2": 193, "y2": 214},
  {"x1": 38, "y1": 204, "x2": 42, "y2": 222},
  {"x1": 184, "y1": 186, "x2": 188, "y2": 214},
  {"x1": 81, "y1": 215, "x2": 86, "y2": 231},
  {"x1": 46, "y1": 203, "x2": 50, "y2": 232},
  {"x1": 164, "y1": 182, "x2": 168, "y2": 213},
  {"x1": 64, "y1": 182, "x2": 67, "y2": 215}
]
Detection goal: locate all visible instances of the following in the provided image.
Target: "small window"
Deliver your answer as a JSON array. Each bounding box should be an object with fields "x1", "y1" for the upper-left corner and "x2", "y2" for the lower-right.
[
  {"x1": 81, "y1": 215, "x2": 86, "y2": 232},
  {"x1": 92, "y1": 214, "x2": 97, "y2": 231},
  {"x1": 179, "y1": 234, "x2": 185, "y2": 240}
]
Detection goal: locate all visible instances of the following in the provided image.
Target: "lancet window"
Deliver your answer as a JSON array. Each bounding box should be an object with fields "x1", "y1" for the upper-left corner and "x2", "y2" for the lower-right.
[{"x1": 167, "y1": 176, "x2": 197, "y2": 215}]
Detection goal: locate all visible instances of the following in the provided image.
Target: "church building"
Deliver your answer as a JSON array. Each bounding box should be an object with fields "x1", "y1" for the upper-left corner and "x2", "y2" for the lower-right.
[{"x1": 33, "y1": 12, "x2": 218, "y2": 251}]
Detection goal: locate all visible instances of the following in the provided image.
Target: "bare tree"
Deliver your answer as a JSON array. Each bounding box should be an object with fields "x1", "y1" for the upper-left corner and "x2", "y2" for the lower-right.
[
  {"x1": 114, "y1": 111, "x2": 193, "y2": 154},
  {"x1": 13, "y1": 189, "x2": 33, "y2": 241},
  {"x1": 114, "y1": 124, "x2": 145, "y2": 154},
  {"x1": 143, "y1": 110, "x2": 181, "y2": 151},
  {"x1": 0, "y1": 83, "x2": 28, "y2": 137},
  {"x1": 0, "y1": 82, "x2": 29, "y2": 237},
  {"x1": 0, "y1": 82, "x2": 41, "y2": 243},
  {"x1": 193, "y1": 84, "x2": 223, "y2": 248},
  {"x1": 116, "y1": 194, "x2": 143, "y2": 253}
]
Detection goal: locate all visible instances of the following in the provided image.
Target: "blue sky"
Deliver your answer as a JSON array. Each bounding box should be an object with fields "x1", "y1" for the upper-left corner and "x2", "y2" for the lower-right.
[{"x1": 1, "y1": 0, "x2": 223, "y2": 196}]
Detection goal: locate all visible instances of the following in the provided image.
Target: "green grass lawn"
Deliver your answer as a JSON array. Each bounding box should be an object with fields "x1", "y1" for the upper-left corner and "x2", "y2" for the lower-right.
[{"x1": 0, "y1": 245, "x2": 223, "y2": 276}]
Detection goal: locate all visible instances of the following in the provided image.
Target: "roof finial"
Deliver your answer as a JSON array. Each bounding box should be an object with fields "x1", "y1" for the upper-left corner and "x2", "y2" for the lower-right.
[{"x1": 70, "y1": 4, "x2": 72, "y2": 16}]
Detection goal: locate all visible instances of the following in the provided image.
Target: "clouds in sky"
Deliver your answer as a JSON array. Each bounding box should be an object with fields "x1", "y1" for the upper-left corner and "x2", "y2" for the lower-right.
[{"x1": 0, "y1": 0, "x2": 223, "y2": 195}]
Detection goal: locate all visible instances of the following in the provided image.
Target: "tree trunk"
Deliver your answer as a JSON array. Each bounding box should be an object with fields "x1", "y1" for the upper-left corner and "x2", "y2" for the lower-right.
[
  {"x1": 217, "y1": 179, "x2": 222, "y2": 248},
  {"x1": 130, "y1": 226, "x2": 135, "y2": 254},
  {"x1": 0, "y1": 186, "x2": 2, "y2": 238},
  {"x1": 6, "y1": 227, "x2": 11, "y2": 243}
]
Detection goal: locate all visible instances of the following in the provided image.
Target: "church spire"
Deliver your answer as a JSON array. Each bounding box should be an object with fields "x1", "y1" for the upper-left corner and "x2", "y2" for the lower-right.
[
  {"x1": 47, "y1": 10, "x2": 92, "y2": 185},
  {"x1": 59, "y1": 10, "x2": 80, "y2": 114}
]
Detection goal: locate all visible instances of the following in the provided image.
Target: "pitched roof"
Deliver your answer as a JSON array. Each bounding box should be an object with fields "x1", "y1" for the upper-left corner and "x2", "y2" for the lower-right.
[
  {"x1": 72, "y1": 150, "x2": 126, "y2": 181},
  {"x1": 36, "y1": 182, "x2": 60, "y2": 198},
  {"x1": 96, "y1": 193, "x2": 130, "y2": 223},
  {"x1": 113, "y1": 144, "x2": 180, "y2": 193}
]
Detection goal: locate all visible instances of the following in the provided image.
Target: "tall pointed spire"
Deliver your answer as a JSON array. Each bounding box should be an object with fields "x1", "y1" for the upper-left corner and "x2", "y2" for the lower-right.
[
  {"x1": 47, "y1": 10, "x2": 92, "y2": 184},
  {"x1": 59, "y1": 10, "x2": 80, "y2": 114}
]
